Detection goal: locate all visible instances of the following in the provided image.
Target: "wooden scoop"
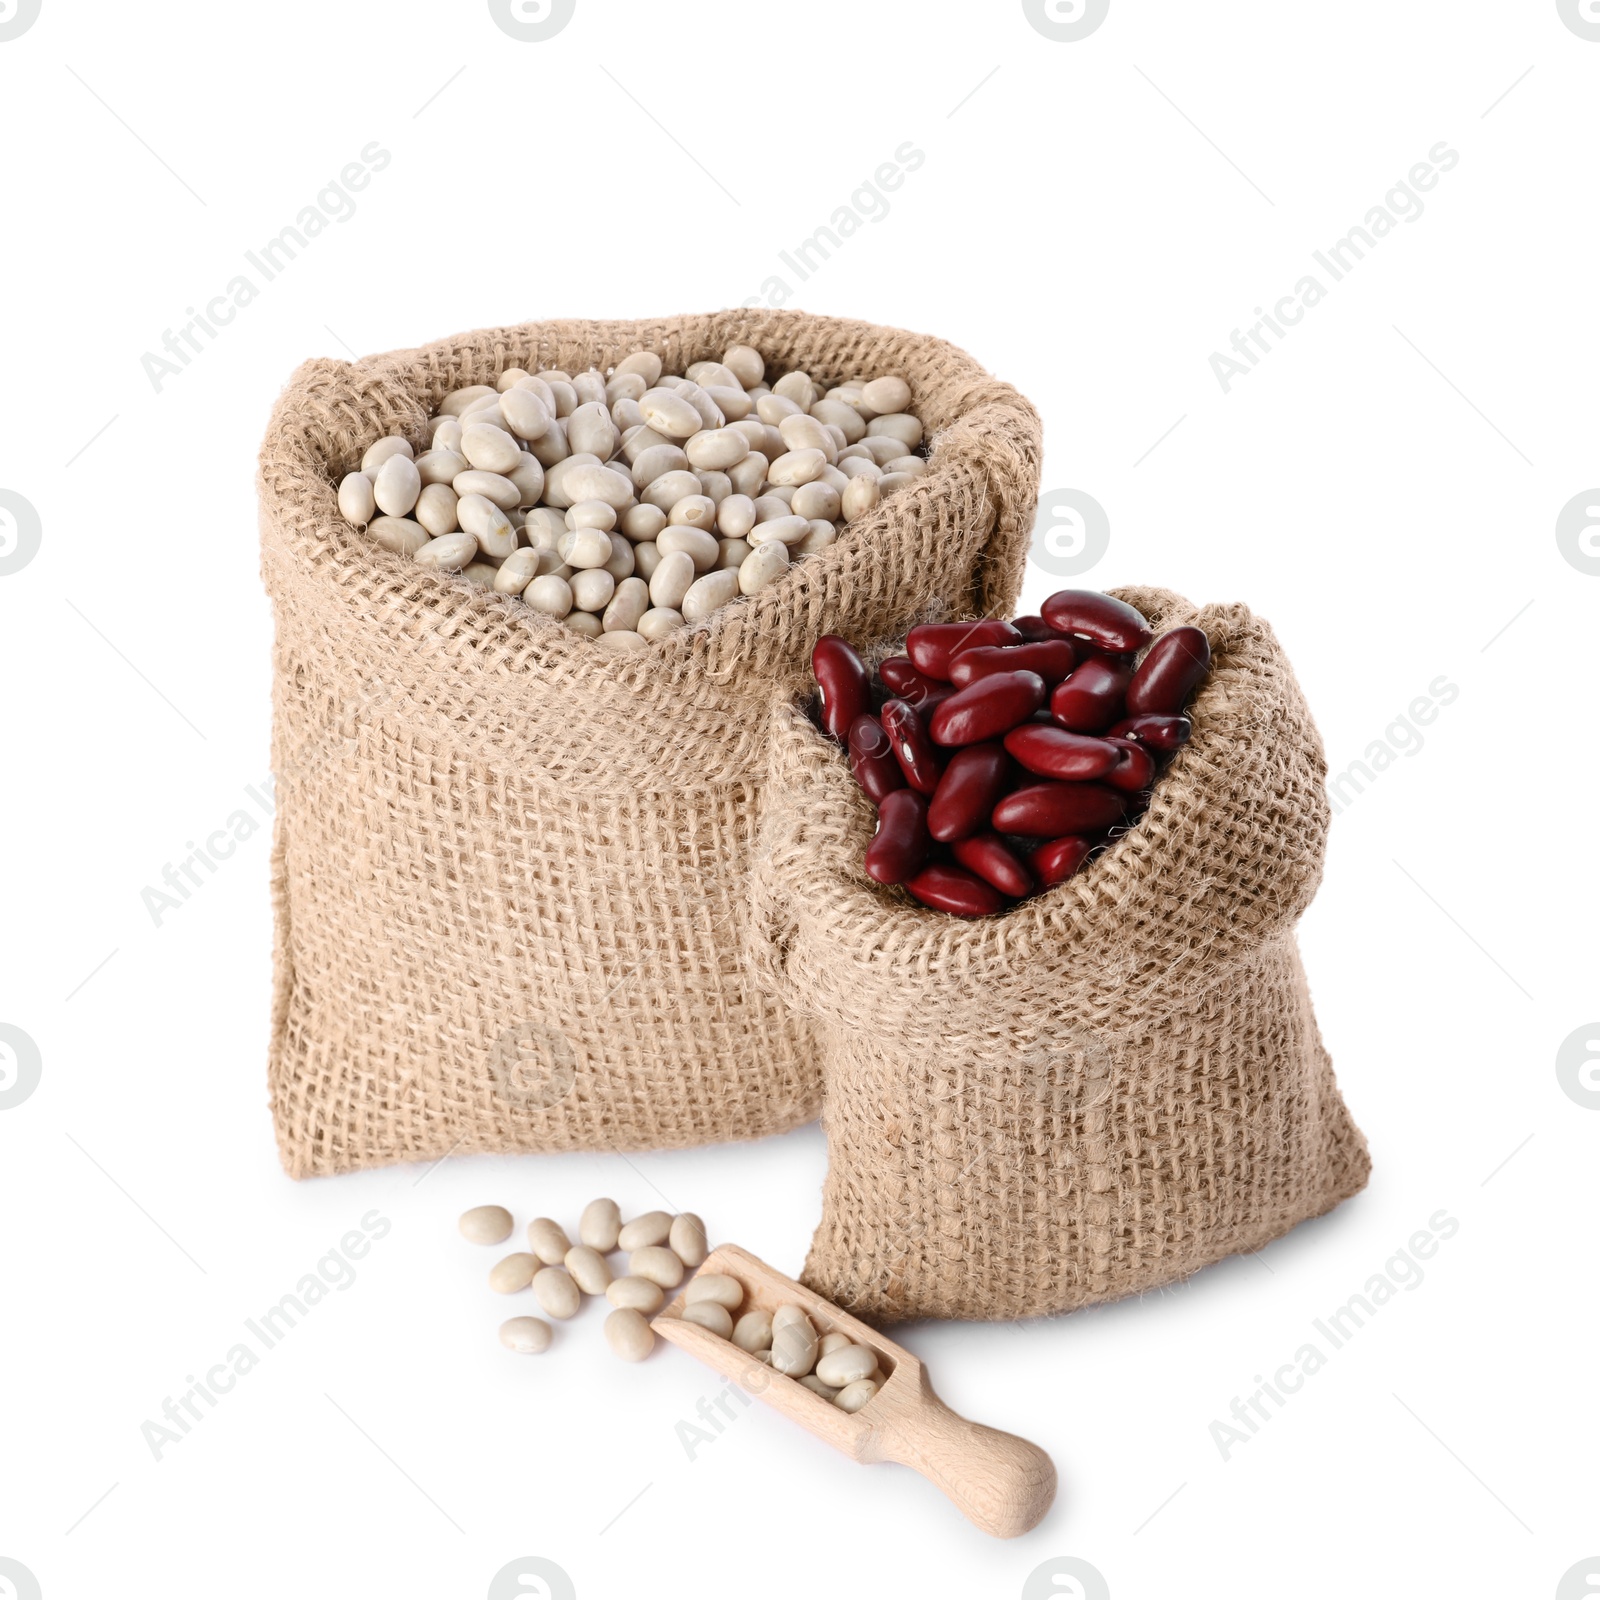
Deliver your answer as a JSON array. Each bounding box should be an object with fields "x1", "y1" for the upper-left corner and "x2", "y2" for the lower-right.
[{"x1": 652, "y1": 1243, "x2": 1056, "y2": 1538}]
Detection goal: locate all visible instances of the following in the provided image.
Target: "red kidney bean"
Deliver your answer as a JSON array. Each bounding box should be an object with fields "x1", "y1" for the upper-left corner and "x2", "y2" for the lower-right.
[
  {"x1": 877, "y1": 655, "x2": 954, "y2": 712},
  {"x1": 1040, "y1": 589, "x2": 1152, "y2": 653},
  {"x1": 927, "y1": 743, "x2": 1011, "y2": 841},
  {"x1": 880, "y1": 698, "x2": 945, "y2": 794},
  {"x1": 1029, "y1": 835, "x2": 1095, "y2": 888},
  {"x1": 991, "y1": 781, "x2": 1125, "y2": 837},
  {"x1": 1002, "y1": 725, "x2": 1121, "y2": 781},
  {"x1": 951, "y1": 832, "x2": 1032, "y2": 898},
  {"x1": 1126, "y1": 626, "x2": 1211, "y2": 717},
  {"x1": 862, "y1": 789, "x2": 931, "y2": 885},
  {"x1": 847, "y1": 714, "x2": 906, "y2": 805},
  {"x1": 906, "y1": 619, "x2": 1022, "y2": 680},
  {"x1": 904, "y1": 862, "x2": 1006, "y2": 917},
  {"x1": 1102, "y1": 736, "x2": 1157, "y2": 793},
  {"x1": 1108, "y1": 713, "x2": 1192, "y2": 752},
  {"x1": 1049, "y1": 655, "x2": 1131, "y2": 733},
  {"x1": 928, "y1": 670, "x2": 1047, "y2": 747},
  {"x1": 948, "y1": 639, "x2": 1076, "y2": 689},
  {"x1": 812, "y1": 635, "x2": 871, "y2": 741},
  {"x1": 1012, "y1": 614, "x2": 1055, "y2": 642}
]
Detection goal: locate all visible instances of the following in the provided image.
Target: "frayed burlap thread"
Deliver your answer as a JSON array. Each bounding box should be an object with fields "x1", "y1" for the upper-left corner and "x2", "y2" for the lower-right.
[
  {"x1": 749, "y1": 589, "x2": 1370, "y2": 1323},
  {"x1": 258, "y1": 311, "x2": 1041, "y2": 1177}
]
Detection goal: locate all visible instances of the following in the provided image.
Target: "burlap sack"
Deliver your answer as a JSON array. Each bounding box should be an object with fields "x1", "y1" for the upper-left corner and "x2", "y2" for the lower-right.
[
  {"x1": 258, "y1": 311, "x2": 1041, "y2": 1177},
  {"x1": 749, "y1": 588, "x2": 1370, "y2": 1323}
]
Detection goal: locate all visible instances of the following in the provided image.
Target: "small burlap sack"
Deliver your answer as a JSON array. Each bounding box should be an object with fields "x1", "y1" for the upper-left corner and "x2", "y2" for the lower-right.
[
  {"x1": 749, "y1": 588, "x2": 1370, "y2": 1323},
  {"x1": 258, "y1": 311, "x2": 1041, "y2": 1177}
]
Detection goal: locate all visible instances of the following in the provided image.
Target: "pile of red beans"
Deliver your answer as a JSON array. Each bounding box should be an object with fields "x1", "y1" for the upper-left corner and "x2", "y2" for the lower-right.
[{"x1": 810, "y1": 590, "x2": 1211, "y2": 916}]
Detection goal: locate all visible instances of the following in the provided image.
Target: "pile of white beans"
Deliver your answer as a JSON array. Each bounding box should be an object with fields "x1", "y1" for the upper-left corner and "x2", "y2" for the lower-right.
[
  {"x1": 459, "y1": 1199, "x2": 883, "y2": 1410},
  {"x1": 338, "y1": 347, "x2": 928, "y2": 652},
  {"x1": 462, "y1": 1198, "x2": 708, "y2": 1362},
  {"x1": 679, "y1": 1275, "x2": 883, "y2": 1413}
]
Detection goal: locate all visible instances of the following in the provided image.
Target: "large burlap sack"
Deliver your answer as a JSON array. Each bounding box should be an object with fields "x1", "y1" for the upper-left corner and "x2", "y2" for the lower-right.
[
  {"x1": 749, "y1": 588, "x2": 1370, "y2": 1323},
  {"x1": 258, "y1": 311, "x2": 1041, "y2": 1177}
]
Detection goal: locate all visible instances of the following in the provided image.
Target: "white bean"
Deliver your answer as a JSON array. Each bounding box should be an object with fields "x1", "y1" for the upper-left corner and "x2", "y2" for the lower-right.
[
  {"x1": 768, "y1": 448, "x2": 826, "y2": 487},
  {"x1": 526, "y1": 1218, "x2": 572, "y2": 1266},
  {"x1": 633, "y1": 541, "x2": 662, "y2": 582},
  {"x1": 604, "y1": 531, "x2": 636, "y2": 581},
  {"x1": 841, "y1": 476, "x2": 880, "y2": 522},
  {"x1": 667, "y1": 494, "x2": 717, "y2": 532},
  {"x1": 415, "y1": 531, "x2": 477, "y2": 570},
  {"x1": 657, "y1": 524, "x2": 719, "y2": 572},
  {"x1": 621, "y1": 503, "x2": 668, "y2": 543},
  {"x1": 440, "y1": 386, "x2": 495, "y2": 416},
  {"x1": 566, "y1": 499, "x2": 617, "y2": 531},
  {"x1": 811, "y1": 397, "x2": 867, "y2": 443},
  {"x1": 669, "y1": 1213, "x2": 708, "y2": 1267},
  {"x1": 368, "y1": 516, "x2": 429, "y2": 557},
  {"x1": 338, "y1": 471, "x2": 375, "y2": 525},
  {"x1": 373, "y1": 453, "x2": 421, "y2": 516},
  {"x1": 795, "y1": 520, "x2": 837, "y2": 556},
  {"x1": 500, "y1": 387, "x2": 551, "y2": 441},
  {"x1": 738, "y1": 540, "x2": 789, "y2": 594},
  {"x1": 683, "y1": 1272, "x2": 741, "y2": 1309},
  {"x1": 458, "y1": 495, "x2": 518, "y2": 560},
  {"x1": 815, "y1": 1343, "x2": 880, "y2": 1388},
  {"x1": 752, "y1": 513, "x2": 809, "y2": 547},
  {"x1": 532, "y1": 1266, "x2": 581, "y2": 1319},
  {"x1": 568, "y1": 401, "x2": 619, "y2": 459},
  {"x1": 452, "y1": 470, "x2": 519, "y2": 512},
  {"x1": 564, "y1": 610, "x2": 602, "y2": 636},
  {"x1": 459, "y1": 1204, "x2": 513, "y2": 1244},
  {"x1": 629, "y1": 1246, "x2": 685, "y2": 1288},
  {"x1": 681, "y1": 568, "x2": 740, "y2": 623},
  {"x1": 580, "y1": 1197, "x2": 622, "y2": 1252},
  {"x1": 641, "y1": 470, "x2": 703, "y2": 512},
  {"x1": 499, "y1": 1316, "x2": 553, "y2": 1354},
  {"x1": 862, "y1": 375, "x2": 912, "y2": 415},
  {"x1": 639, "y1": 388, "x2": 701, "y2": 439},
  {"x1": 618, "y1": 1211, "x2": 673, "y2": 1250},
  {"x1": 361, "y1": 435, "x2": 414, "y2": 475},
  {"x1": 415, "y1": 482, "x2": 459, "y2": 537},
  {"x1": 630, "y1": 443, "x2": 689, "y2": 490},
  {"x1": 564, "y1": 1246, "x2": 613, "y2": 1295},
  {"x1": 559, "y1": 526, "x2": 615, "y2": 570},
  {"x1": 525, "y1": 574, "x2": 573, "y2": 617},
  {"x1": 833, "y1": 1378, "x2": 880, "y2": 1412},
  {"x1": 570, "y1": 568, "x2": 615, "y2": 612},
  {"x1": 460, "y1": 423, "x2": 524, "y2": 475},
  {"x1": 867, "y1": 413, "x2": 923, "y2": 450},
  {"x1": 636, "y1": 606, "x2": 683, "y2": 641},
  {"x1": 604, "y1": 576, "x2": 650, "y2": 633},
  {"x1": 614, "y1": 350, "x2": 663, "y2": 385},
  {"x1": 494, "y1": 548, "x2": 541, "y2": 595},
  {"x1": 489, "y1": 1252, "x2": 537, "y2": 1293},
  {"x1": 648, "y1": 549, "x2": 696, "y2": 610},
  {"x1": 605, "y1": 1307, "x2": 655, "y2": 1361},
  {"x1": 560, "y1": 463, "x2": 633, "y2": 509},
  {"x1": 722, "y1": 344, "x2": 764, "y2": 387},
  {"x1": 717, "y1": 538, "x2": 751, "y2": 571},
  {"x1": 685, "y1": 428, "x2": 750, "y2": 471},
  {"x1": 731, "y1": 1311, "x2": 773, "y2": 1353},
  {"x1": 682, "y1": 1302, "x2": 734, "y2": 1338},
  {"x1": 770, "y1": 1305, "x2": 818, "y2": 1376},
  {"x1": 607, "y1": 1275, "x2": 665, "y2": 1313}
]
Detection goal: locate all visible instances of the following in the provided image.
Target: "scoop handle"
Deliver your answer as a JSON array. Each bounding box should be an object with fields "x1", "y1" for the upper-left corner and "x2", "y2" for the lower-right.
[{"x1": 866, "y1": 1373, "x2": 1057, "y2": 1538}]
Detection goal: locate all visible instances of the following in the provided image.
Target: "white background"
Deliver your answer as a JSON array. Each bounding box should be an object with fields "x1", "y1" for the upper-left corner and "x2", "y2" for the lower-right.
[{"x1": 2, "y1": 2, "x2": 1596, "y2": 1597}]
